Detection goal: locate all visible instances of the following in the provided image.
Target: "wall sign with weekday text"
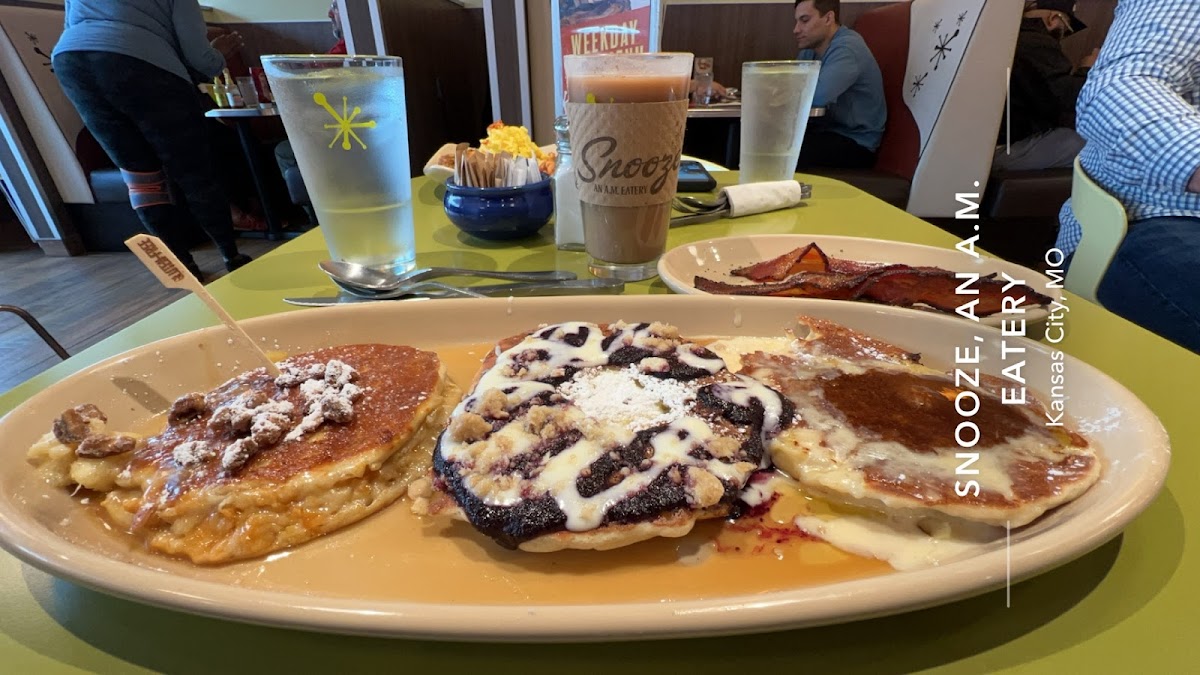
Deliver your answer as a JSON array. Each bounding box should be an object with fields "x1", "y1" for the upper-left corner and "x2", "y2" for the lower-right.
[{"x1": 551, "y1": 0, "x2": 663, "y2": 117}]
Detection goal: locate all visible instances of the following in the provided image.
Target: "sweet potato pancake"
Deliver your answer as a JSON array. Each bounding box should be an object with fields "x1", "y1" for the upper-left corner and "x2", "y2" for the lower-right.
[
  {"x1": 429, "y1": 321, "x2": 795, "y2": 552},
  {"x1": 708, "y1": 318, "x2": 1100, "y2": 530},
  {"x1": 28, "y1": 344, "x2": 459, "y2": 564}
]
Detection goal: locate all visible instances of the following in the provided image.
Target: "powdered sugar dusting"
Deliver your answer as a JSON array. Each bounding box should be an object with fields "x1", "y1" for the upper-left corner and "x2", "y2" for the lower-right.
[
  {"x1": 173, "y1": 440, "x2": 215, "y2": 467},
  {"x1": 172, "y1": 358, "x2": 365, "y2": 474},
  {"x1": 559, "y1": 364, "x2": 696, "y2": 431}
]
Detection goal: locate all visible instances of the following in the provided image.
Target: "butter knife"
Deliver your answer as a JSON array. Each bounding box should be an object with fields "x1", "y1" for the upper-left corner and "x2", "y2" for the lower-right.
[{"x1": 284, "y1": 278, "x2": 625, "y2": 306}]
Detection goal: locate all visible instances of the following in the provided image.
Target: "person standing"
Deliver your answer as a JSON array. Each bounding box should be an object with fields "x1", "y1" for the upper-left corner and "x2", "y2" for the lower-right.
[
  {"x1": 993, "y1": 1, "x2": 1095, "y2": 172},
  {"x1": 327, "y1": 0, "x2": 347, "y2": 55},
  {"x1": 792, "y1": 0, "x2": 886, "y2": 170},
  {"x1": 1057, "y1": 0, "x2": 1200, "y2": 353},
  {"x1": 53, "y1": 0, "x2": 252, "y2": 279}
]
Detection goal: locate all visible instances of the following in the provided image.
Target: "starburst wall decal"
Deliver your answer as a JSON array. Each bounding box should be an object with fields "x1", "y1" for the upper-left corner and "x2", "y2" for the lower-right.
[
  {"x1": 931, "y1": 29, "x2": 960, "y2": 71},
  {"x1": 909, "y1": 7, "x2": 977, "y2": 100}
]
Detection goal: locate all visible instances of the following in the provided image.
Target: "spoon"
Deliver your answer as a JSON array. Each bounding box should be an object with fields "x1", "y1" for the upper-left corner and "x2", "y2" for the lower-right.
[
  {"x1": 330, "y1": 277, "x2": 486, "y2": 299},
  {"x1": 673, "y1": 194, "x2": 729, "y2": 214},
  {"x1": 320, "y1": 260, "x2": 577, "y2": 292}
]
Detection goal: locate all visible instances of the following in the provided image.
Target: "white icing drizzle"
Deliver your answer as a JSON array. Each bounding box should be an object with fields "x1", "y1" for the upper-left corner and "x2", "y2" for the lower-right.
[
  {"x1": 708, "y1": 375, "x2": 787, "y2": 441},
  {"x1": 675, "y1": 343, "x2": 725, "y2": 372}
]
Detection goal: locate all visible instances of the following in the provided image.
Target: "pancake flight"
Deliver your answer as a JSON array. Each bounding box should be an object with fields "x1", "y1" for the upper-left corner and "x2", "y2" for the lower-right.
[{"x1": 28, "y1": 318, "x2": 1101, "y2": 570}]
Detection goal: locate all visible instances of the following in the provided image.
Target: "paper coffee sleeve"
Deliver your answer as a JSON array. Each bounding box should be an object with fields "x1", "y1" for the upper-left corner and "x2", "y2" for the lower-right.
[{"x1": 565, "y1": 100, "x2": 688, "y2": 208}]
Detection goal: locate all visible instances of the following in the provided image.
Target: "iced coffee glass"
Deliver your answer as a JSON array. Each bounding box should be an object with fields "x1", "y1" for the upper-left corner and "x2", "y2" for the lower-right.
[
  {"x1": 564, "y1": 53, "x2": 693, "y2": 281},
  {"x1": 262, "y1": 55, "x2": 416, "y2": 273},
  {"x1": 739, "y1": 61, "x2": 821, "y2": 184}
]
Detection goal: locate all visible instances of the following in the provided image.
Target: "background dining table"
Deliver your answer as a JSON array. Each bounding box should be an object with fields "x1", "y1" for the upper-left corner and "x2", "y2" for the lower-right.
[
  {"x1": 205, "y1": 105, "x2": 292, "y2": 241},
  {"x1": 1, "y1": 172, "x2": 1194, "y2": 673},
  {"x1": 684, "y1": 106, "x2": 825, "y2": 168}
]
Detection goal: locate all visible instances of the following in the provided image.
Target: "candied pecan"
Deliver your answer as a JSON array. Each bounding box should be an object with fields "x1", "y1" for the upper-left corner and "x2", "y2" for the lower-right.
[
  {"x1": 250, "y1": 411, "x2": 290, "y2": 447},
  {"x1": 76, "y1": 432, "x2": 137, "y2": 458},
  {"x1": 172, "y1": 440, "x2": 215, "y2": 466},
  {"x1": 274, "y1": 366, "x2": 305, "y2": 388},
  {"x1": 167, "y1": 392, "x2": 207, "y2": 424},
  {"x1": 239, "y1": 391, "x2": 269, "y2": 411},
  {"x1": 53, "y1": 404, "x2": 107, "y2": 444},
  {"x1": 221, "y1": 437, "x2": 259, "y2": 472},
  {"x1": 319, "y1": 394, "x2": 354, "y2": 423},
  {"x1": 206, "y1": 405, "x2": 234, "y2": 434},
  {"x1": 324, "y1": 359, "x2": 358, "y2": 387}
]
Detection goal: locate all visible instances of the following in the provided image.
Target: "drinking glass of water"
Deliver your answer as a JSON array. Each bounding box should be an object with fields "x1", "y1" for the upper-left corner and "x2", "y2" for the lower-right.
[
  {"x1": 738, "y1": 61, "x2": 821, "y2": 184},
  {"x1": 692, "y1": 57, "x2": 715, "y2": 107},
  {"x1": 261, "y1": 55, "x2": 416, "y2": 273}
]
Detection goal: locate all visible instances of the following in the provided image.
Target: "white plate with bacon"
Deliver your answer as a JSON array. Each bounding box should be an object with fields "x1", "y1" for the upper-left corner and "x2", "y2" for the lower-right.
[{"x1": 658, "y1": 234, "x2": 1065, "y2": 336}]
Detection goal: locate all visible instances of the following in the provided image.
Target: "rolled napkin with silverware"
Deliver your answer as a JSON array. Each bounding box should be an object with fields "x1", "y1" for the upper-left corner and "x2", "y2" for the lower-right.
[
  {"x1": 721, "y1": 180, "x2": 808, "y2": 217},
  {"x1": 670, "y1": 180, "x2": 810, "y2": 226}
]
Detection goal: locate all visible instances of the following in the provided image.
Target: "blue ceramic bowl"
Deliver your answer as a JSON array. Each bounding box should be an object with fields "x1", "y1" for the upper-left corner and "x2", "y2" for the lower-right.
[{"x1": 443, "y1": 176, "x2": 554, "y2": 241}]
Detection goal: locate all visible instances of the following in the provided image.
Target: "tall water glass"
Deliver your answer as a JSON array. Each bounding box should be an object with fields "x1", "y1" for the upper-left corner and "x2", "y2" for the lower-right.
[
  {"x1": 564, "y1": 53, "x2": 693, "y2": 281},
  {"x1": 692, "y1": 57, "x2": 715, "y2": 106},
  {"x1": 262, "y1": 55, "x2": 416, "y2": 273},
  {"x1": 739, "y1": 61, "x2": 821, "y2": 184}
]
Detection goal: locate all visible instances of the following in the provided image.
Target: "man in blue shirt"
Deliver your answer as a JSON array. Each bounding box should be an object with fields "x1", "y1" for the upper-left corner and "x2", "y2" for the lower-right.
[
  {"x1": 793, "y1": 0, "x2": 886, "y2": 170},
  {"x1": 1056, "y1": 0, "x2": 1200, "y2": 353}
]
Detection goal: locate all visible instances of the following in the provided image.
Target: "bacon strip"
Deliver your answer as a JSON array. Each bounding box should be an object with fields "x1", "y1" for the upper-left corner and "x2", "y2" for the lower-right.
[
  {"x1": 696, "y1": 262, "x2": 1052, "y2": 317},
  {"x1": 730, "y1": 243, "x2": 830, "y2": 281}
]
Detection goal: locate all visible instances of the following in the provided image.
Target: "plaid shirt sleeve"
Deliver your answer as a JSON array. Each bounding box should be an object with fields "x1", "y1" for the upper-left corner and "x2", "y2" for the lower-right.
[{"x1": 1056, "y1": 0, "x2": 1200, "y2": 255}]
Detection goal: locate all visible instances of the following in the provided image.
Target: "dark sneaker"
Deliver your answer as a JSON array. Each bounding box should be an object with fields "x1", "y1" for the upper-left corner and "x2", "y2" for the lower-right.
[{"x1": 223, "y1": 253, "x2": 253, "y2": 272}]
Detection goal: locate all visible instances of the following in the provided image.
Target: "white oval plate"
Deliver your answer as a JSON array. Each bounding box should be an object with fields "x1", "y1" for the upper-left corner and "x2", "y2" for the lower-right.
[
  {"x1": 657, "y1": 234, "x2": 1064, "y2": 333},
  {"x1": 0, "y1": 296, "x2": 1167, "y2": 641}
]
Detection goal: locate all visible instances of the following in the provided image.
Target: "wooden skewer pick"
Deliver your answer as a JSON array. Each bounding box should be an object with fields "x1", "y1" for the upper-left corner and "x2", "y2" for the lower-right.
[{"x1": 124, "y1": 234, "x2": 280, "y2": 376}]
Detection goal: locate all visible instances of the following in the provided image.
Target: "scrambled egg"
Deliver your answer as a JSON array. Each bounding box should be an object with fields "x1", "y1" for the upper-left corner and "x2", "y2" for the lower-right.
[
  {"x1": 480, "y1": 121, "x2": 545, "y2": 159},
  {"x1": 473, "y1": 121, "x2": 556, "y2": 175}
]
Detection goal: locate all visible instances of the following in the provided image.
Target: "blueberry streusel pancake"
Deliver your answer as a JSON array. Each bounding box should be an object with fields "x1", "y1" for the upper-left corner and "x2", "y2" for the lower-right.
[
  {"x1": 28, "y1": 344, "x2": 460, "y2": 564},
  {"x1": 428, "y1": 321, "x2": 795, "y2": 552}
]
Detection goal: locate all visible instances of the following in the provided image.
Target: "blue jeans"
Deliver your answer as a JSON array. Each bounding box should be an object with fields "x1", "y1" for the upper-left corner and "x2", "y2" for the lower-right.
[
  {"x1": 1095, "y1": 216, "x2": 1200, "y2": 354},
  {"x1": 54, "y1": 51, "x2": 239, "y2": 265}
]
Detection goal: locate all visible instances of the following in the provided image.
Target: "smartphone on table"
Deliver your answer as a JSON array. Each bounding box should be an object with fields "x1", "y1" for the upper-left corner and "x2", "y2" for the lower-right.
[{"x1": 676, "y1": 160, "x2": 717, "y2": 192}]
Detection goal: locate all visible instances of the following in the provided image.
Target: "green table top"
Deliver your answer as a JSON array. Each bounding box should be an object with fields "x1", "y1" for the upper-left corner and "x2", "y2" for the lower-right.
[{"x1": 2, "y1": 174, "x2": 1194, "y2": 673}]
